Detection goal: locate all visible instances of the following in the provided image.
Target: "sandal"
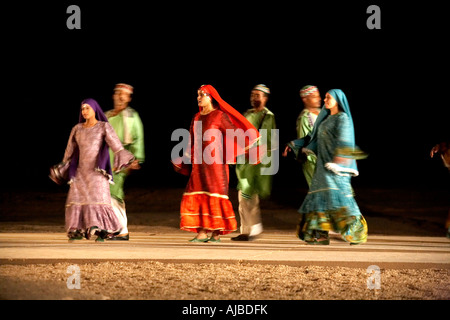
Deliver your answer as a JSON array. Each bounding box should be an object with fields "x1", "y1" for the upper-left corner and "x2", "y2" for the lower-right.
[
  {"x1": 305, "y1": 238, "x2": 330, "y2": 245},
  {"x1": 68, "y1": 230, "x2": 84, "y2": 241},
  {"x1": 95, "y1": 229, "x2": 109, "y2": 242},
  {"x1": 208, "y1": 237, "x2": 221, "y2": 243},
  {"x1": 85, "y1": 226, "x2": 99, "y2": 240},
  {"x1": 189, "y1": 237, "x2": 209, "y2": 243}
]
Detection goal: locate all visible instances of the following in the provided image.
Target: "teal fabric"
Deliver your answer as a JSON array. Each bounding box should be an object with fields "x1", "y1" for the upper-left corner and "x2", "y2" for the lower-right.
[
  {"x1": 295, "y1": 89, "x2": 368, "y2": 244},
  {"x1": 288, "y1": 89, "x2": 366, "y2": 169},
  {"x1": 298, "y1": 112, "x2": 362, "y2": 215},
  {"x1": 306, "y1": 89, "x2": 356, "y2": 170}
]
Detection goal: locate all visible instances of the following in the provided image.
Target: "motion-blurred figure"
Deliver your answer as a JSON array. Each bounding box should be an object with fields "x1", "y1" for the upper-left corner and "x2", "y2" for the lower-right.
[
  {"x1": 105, "y1": 83, "x2": 145, "y2": 241},
  {"x1": 295, "y1": 85, "x2": 322, "y2": 187},
  {"x1": 430, "y1": 142, "x2": 450, "y2": 171},
  {"x1": 232, "y1": 84, "x2": 276, "y2": 241},
  {"x1": 430, "y1": 141, "x2": 450, "y2": 238},
  {"x1": 285, "y1": 90, "x2": 368, "y2": 245}
]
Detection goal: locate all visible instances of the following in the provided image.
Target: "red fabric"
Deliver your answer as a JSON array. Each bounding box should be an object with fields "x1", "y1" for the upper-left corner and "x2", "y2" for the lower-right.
[
  {"x1": 177, "y1": 85, "x2": 264, "y2": 234},
  {"x1": 180, "y1": 109, "x2": 239, "y2": 234},
  {"x1": 180, "y1": 193, "x2": 237, "y2": 235},
  {"x1": 171, "y1": 161, "x2": 191, "y2": 176},
  {"x1": 199, "y1": 85, "x2": 260, "y2": 164}
]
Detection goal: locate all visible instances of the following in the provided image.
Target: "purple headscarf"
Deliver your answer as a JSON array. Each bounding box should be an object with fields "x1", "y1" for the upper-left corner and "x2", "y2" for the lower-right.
[
  {"x1": 68, "y1": 98, "x2": 113, "y2": 182},
  {"x1": 78, "y1": 98, "x2": 109, "y2": 123}
]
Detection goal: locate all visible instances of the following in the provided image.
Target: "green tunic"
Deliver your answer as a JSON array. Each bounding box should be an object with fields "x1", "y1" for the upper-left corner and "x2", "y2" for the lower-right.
[
  {"x1": 236, "y1": 107, "x2": 276, "y2": 199},
  {"x1": 105, "y1": 107, "x2": 145, "y2": 202},
  {"x1": 296, "y1": 109, "x2": 318, "y2": 187}
]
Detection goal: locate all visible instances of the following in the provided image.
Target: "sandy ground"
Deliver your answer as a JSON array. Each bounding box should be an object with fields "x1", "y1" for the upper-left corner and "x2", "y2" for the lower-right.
[
  {"x1": 0, "y1": 187, "x2": 449, "y2": 300},
  {"x1": 1, "y1": 261, "x2": 449, "y2": 300}
]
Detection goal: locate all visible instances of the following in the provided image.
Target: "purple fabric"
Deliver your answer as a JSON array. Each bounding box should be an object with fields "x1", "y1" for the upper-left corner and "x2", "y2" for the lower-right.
[
  {"x1": 66, "y1": 204, "x2": 123, "y2": 233},
  {"x1": 69, "y1": 99, "x2": 112, "y2": 181},
  {"x1": 63, "y1": 122, "x2": 134, "y2": 234}
]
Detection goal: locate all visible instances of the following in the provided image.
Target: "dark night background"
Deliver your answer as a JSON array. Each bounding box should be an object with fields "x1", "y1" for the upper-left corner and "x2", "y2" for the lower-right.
[{"x1": 1, "y1": 1, "x2": 448, "y2": 195}]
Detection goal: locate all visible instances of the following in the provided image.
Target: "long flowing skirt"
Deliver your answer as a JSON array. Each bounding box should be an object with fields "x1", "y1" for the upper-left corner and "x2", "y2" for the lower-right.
[
  {"x1": 65, "y1": 168, "x2": 122, "y2": 236},
  {"x1": 180, "y1": 192, "x2": 237, "y2": 235},
  {"x1": 297, "y1": 207, "x2": 368, "y2": 244},
  {"x1": 180, "y1": 162, "x2": 237, "y2": 235},
  {"x1": 298, "y1": 173, "x2": 368, "y2": 244}
]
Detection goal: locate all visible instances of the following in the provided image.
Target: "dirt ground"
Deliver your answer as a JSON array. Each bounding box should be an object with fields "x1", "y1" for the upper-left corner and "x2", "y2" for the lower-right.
[
  {"x1": 0, "y1": 187, "x2": 449, "y2": 300},
  {"x1": 1, "y1": 261, "x2": 449, "y2": 300}
]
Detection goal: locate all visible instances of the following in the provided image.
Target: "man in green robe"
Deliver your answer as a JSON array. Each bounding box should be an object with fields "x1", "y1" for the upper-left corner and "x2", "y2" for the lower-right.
[
  {"x1": 105, "y1": 83, "x2": 145, "y2": 240},
  {"x1": 231, "y1": 84, "x2": 276, "y2": 241},
  {"x1": 295, "y1": 85, "x2": 321, "y2": 187}
]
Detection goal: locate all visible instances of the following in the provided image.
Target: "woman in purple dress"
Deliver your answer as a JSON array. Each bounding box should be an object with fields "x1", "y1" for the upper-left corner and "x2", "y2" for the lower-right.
[{"x1": 51, "y1": 99, "x2": 135, "y2": 241}]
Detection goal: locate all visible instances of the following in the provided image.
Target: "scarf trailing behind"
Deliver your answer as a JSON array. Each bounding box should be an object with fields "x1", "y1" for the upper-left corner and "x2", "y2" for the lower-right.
[
  {"x1": 172, "y1": 85, "x2": 262, "y2": 175},
  {"x1": 199, "y1": 84, "x2": 261, "y2": 164}
]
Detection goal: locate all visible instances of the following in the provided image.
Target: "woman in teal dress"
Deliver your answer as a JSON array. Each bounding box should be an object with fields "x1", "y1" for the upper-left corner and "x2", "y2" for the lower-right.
[{"x1": 287, "y1": 89, "x2": 368, "y2": 245}]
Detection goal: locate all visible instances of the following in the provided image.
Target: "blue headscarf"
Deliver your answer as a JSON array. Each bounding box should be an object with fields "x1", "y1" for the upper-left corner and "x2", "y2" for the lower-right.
[
  {"x1": 68, "y1": 98, "x2": 113, "y2": 182},
  {"x1": 305, "y1": 89, "x2": 364, "y2": 171}
]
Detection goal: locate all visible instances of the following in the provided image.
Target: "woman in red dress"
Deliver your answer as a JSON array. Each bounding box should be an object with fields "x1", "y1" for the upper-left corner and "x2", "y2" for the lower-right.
[{"x1": 174, "y1": 85, "x2": 260, "y2": 242}]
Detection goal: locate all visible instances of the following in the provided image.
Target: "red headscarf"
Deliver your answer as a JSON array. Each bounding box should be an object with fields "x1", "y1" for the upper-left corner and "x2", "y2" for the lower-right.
[
  {"x1": 172, "y1": 85, "x2": 262, "y2": 175},
  {"x1": 199, "y1": 85, "x2": 261, "y2": 164}
]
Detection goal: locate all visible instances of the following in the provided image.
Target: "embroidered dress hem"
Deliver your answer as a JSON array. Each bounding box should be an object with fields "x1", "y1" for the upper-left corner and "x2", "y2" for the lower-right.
[
  {"x1": 297, "y1": 208, "x2": 368, "y2": 244},
  {"x1": 65, "y1": 204, "x2": 122, "y2": 234},
  {"x1": 180, "y1": 193, "x2": 237, "y2": 235}
]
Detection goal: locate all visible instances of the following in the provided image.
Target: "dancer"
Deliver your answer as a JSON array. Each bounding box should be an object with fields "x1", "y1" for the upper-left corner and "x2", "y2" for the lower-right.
[
  {"x1": 232, "y1": 84, "x2": 276, "y2": 241},
  {"x1": 287, "y1": 89, "x2": 368, "y2": 245},
  {"x1": 430, "y1": 142, "x2": 450, "y2": 171},
  {"x1": 173, "y1": 85, "x2": 260, "y2": 242},
  {"x1": 295, "y1": 85, "x2": 321, "y2": 187},
  {"x1": 50, "y1": 99, "x2": 135, "y2": 241},
  {"x1": 430, "y1": 141, "x2": 450, "y2": 238},
  {"x1": 105, "y1": 83, "x2": 145, "y2": 241}
]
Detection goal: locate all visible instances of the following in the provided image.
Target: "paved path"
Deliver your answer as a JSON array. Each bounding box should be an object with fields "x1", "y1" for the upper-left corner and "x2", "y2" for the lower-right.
[{"x1": 1, "y1": 232, "x2": 449, "y2": 269}]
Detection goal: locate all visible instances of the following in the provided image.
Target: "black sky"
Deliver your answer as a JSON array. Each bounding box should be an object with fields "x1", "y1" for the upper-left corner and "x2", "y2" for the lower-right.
[{"x1": 2, "y1": 1, "x2": 448, "y2": 191}]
